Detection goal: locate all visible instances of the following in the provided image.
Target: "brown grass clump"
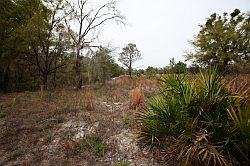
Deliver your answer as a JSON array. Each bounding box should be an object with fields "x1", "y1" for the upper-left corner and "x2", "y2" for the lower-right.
[
  {"x1": 225, "y1": 74, "x2": 250, "y2": 95},
  {"x1": 117, "y1": 76, "x2": 131, "y2": 85},
  {"x1": 107, "y1": 76, "x2": 131, "y2": 86},
  {"x1": 194, "y1": 78, "x2": 202, "y2": 87},
  {"x1": 129, "y1": 86, "x2": 145, "y2": 109},
  {"x1": 135, "y1": 76, "x2": 158, "y2": 88},
  {"x1": 84, "y1": 89, "x2": 95, "y2": 111}
]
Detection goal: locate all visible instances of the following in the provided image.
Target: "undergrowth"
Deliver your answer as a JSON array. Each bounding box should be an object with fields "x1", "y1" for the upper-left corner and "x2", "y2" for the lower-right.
[{"x1": 136, "y1": 68, "x2": 249, "y2": 165}]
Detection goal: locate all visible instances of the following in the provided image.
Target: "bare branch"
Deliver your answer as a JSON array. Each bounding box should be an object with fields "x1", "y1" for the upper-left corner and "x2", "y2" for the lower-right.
[{"x1": 64, "y1": 19, "x2": 77, "y2": 45}]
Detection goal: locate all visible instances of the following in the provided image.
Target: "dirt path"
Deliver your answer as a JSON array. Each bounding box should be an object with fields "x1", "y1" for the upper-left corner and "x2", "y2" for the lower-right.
[{"x1": 0, "y1": 90, "x2": 163, "y2": 166}]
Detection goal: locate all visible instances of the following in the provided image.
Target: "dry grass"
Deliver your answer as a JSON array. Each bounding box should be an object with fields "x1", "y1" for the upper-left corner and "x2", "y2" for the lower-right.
[
  {"x1": 114, "y1": 88, "x2": 123, "y2": 101},
  {"x1": 0, "y1": 81, "x2": 158, "y2": 166},
  {"x1": 107, "y1": 75, "x2": 158, "y2": 90},
  {"x1": 83, "y1": 88, "x2": 95, "y2": 111},
  {"x1": 129, "y1": 86, "x2": 145, "y2": 110},
  {"x1": 135, "y1": 76, "x2": 158, "y2": 88},
  {"x1": 106, "y1": 76, "x2": 130, "y2": 86},
  {"x1": 225, "y1": 74, "x2": 250, "y2": 96},
  {"x1": 0, "y1": 89, "x2": 131, "y2": 165}
]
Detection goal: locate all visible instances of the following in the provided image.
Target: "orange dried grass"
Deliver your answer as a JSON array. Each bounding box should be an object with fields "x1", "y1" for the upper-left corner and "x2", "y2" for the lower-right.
[
  {"x1": 84, "y1": 89, "x2": 95, "y2": 111},
  {"x1": 225, "y1": 74, "x2": 250, "y2": 95},
  {"x1": 129, "y1": 86, "x2": 145, "y2": 109}
]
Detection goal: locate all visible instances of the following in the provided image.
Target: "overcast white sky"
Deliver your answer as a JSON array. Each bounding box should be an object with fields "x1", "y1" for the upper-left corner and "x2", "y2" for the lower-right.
[{"x1": 98, "y1": 0, "x2": 250, "y2": 69}]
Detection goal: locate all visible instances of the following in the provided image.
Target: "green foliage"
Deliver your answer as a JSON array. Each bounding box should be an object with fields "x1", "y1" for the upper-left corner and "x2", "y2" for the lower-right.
[
  {"x1": 123, "y1": 116, "x2": 134, "y2": 127},
  {"x1": 91, "y1": 47, "x2": 125, "y2": 83},
  {"x1": 0, "y1": 0, "x2": 124, "y2": 91},
  {"x1": 69, "y1": 134, "x2": 103, "y2": 156},
  {"x1": 187, "y1": 9, "x2": 250, "y2": 73},
  {"x1": 12, "y1": 81, "x2": 37, "y2": 92},
  {"x1": 44, "y1": 130, "x2": 53, "y2": 142},
  {"x1": 113, "y1": 161, "x2": 129, "y2": 166},
  {"x1": 43, "y1": 121, "x2": 55, "y2": 130},
  {"x1": 0, "y1": 0, "x2": 35, "y2": 91},
  {"x1": 145, "y1": 66, "x2": 157, "y2": 78},
  {"x1": 93, "y1": 143, "x2": 105, "y2": 157},
  {"x1": 188, "y1": 64, "x2": 200, "y2": 74},
  {"x1": 137, "y1": 67, "x2": 249, "y2": 165},
  {"x1": 0, "y1": 0, "x2": 74, "y2": 91},
  {"x1": 227, "y1": 106, "x2": 250, "y2": 138},
  {"x1": 172, "y1": 61, "x2": 187, "y2": 74},
  {"x1": 119, "y1": 43, "x2": 141, "y2": 77},
  {"x1": 167, "y1": 58, "x2": 187, "y2": 74}
]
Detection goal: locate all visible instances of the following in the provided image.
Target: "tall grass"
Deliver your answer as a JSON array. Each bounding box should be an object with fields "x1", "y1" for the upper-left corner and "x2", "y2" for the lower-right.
[
  {"x1": 137, "y1": 68, "x2": 249, "y2": 165},
  {"x1": 84, "y1": 89, "x2": 95, "y2": 111},
  {"x1": 129, "y1": 87, "x2": 145, "y2": 109}
]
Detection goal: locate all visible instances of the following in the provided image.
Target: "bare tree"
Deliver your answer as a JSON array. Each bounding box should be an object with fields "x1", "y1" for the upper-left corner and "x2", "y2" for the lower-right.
[
  {"x1": 118, "y1": 43, "x2": 141, "y2": 77},
  {"x1": 65, "y1": 0, "x2": 124, "y2": 88}
]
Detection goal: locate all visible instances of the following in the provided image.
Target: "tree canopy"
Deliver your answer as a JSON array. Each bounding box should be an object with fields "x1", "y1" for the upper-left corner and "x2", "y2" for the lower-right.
[
  {"x1": 118, "y1": 43, "x2": 141, "y2": 77},
  {"x1": 186, "y1": 9, "x2": 250, "y2": 73},
  {"x1": 0, "y1": 0, "x2": 125, "y2": 92},
  {"x1": 1, "y1": 3, "x2": 249, "y2": 93}
]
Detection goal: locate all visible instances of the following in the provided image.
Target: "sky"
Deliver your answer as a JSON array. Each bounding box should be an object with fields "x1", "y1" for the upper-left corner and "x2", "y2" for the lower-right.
[{"x1": 97, "y1": 0, "x2": 250, "y2": 69}]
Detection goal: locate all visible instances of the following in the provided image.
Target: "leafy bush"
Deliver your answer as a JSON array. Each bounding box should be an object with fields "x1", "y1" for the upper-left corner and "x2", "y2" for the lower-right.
[{"x1": 137, "y1": 68, "x2": 249, "y2": 165}]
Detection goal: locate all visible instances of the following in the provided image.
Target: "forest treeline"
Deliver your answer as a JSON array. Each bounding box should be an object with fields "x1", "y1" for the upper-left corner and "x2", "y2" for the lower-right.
[
  {"x1": 0, "y1": 0, "x2": 249, "y2": 92},
  {"x1": 0, "y1": 0, "x2": 126, "y2": 92}
]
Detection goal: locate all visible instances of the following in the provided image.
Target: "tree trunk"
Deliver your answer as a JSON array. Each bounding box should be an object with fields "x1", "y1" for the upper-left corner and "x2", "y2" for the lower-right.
[
  {"x1": 0, "y1": 70, "x2": 3, "y2": 91},
  {"x1": 128, "y1": 69, "x2": 132, "y2": 77},
  {"x1": 2, "y1": 64, "x2": 10, "y2": 92},
  {"x1": 42, "y1": 73, "x2": 48, "y2": 90},
  {"x1": 128, "y1": 63, "x2": 132, "y2": 77},
  {"x1": 222, "y1": 59, "x2": 229, "y2": 75},
  {"x1": 76, "y1": 48, "x2": 82, "y2": 89},
  {"x1": 53, "y1": 57, "x2": 57, "y2": 88}
]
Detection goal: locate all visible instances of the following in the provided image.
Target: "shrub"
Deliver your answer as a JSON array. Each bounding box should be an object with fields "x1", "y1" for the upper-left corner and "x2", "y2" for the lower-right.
[
  {"x1": 83, "y1": 89, "x2": 95, "y2": 111},
  {"x1": 137, "y1": 68, "x2": 249, "y2": 165},
  {"x1": 129, "y1": 86, "x2": 145, "y2": 109}
]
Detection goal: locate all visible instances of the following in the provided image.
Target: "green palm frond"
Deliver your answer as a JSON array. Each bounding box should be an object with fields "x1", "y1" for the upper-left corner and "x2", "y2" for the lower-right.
[{"x1": 136, "y1": 67, "x2": 249, "y2": 165}]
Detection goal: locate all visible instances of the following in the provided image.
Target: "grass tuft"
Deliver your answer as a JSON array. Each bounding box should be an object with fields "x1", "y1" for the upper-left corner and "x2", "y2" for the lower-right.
[
  {"x1": 129, "y1": 87, "x2": 145, "y2": 109},
  {"x1": 83, "y1": 88, "x2": 95, "y2": 111},
  {"x1": 93, "y1": 143, "x2": 105, "y2": 157}
]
